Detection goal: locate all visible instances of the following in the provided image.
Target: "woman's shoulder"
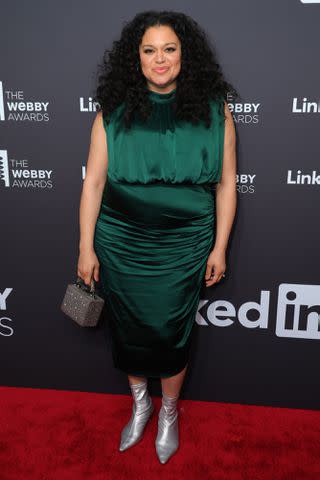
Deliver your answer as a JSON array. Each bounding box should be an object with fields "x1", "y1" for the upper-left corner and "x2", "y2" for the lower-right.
[
  {"x1": 101, "y1": 102, "x2": 126, "y2": 129},
  {"x1": 208, "y1": 95, "x2": 224, "y2": 110},
  {"x1": 206, "y1": 96, "x2": 225, "y2": 129}
]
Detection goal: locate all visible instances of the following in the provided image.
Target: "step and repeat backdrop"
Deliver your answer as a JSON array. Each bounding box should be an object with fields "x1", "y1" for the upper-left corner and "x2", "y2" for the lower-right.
[{"x1": 1, "y1": 1, "x2": 319, "y2": 410}]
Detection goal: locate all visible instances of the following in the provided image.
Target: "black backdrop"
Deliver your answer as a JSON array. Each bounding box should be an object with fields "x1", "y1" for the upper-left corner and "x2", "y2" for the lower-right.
[{"x1": 1, "y1": 0, "x2": 319, "y2": 410}]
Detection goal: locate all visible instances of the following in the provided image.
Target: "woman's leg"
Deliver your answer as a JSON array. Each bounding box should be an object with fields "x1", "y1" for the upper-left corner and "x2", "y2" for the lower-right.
[
  {"x1": 160, "y1": 364, "x2": 188, "y2": 396},
  {"x1": 128, "y1": 374, "x2": 147, "y2": 385}
]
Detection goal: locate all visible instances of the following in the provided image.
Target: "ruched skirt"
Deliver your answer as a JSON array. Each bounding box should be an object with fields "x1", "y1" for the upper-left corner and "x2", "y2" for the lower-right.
[{"x1": 93, "y1": 177, "x2": 215, "y2": 378}]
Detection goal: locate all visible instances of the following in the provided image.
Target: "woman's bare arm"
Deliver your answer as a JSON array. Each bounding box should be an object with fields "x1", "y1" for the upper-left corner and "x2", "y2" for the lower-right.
[
  {"x1": 213, "y1": 101, "x2": 237, "y2": 253},
  {"x1": 205, "y1": 101, "x2": 237, "y2": 286},
  {"x1": 79, "y1": 111, "x2": 108, "y2": 254}
]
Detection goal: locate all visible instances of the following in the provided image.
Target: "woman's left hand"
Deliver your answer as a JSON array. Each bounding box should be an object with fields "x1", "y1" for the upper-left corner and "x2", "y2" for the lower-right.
[{"x1": 205, "y1": 247, "x2": 226, "y2": 287}]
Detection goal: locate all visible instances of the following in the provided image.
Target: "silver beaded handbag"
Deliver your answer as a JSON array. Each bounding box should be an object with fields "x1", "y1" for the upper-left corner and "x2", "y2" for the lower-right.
[{"x1": 61, "y1": 276, "x2": 105, "y2": 327}]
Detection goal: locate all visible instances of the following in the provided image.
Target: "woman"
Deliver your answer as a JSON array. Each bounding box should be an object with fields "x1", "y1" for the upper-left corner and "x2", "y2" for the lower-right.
[{"x1": 77, "y1": 10, "x2": 237, "y2": 464}]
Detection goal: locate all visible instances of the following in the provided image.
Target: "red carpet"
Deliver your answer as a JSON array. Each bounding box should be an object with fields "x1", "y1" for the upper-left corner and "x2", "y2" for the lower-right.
[{"x1": 0, "y1": 386, "x2": 319, "y2": 480}]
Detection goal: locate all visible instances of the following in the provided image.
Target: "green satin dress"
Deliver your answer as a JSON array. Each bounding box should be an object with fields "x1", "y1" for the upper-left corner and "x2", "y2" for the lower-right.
[{"x1": 94, "y1": 88, "x2": 225, "y2": 378}]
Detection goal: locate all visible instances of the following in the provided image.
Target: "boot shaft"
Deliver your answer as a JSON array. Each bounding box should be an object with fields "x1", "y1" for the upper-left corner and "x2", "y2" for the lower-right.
[
  {"x1": 130, "y1": 381, "x2": 151, "y2": 413},
  {"x1": 161, "y1": 392, "x2": 179, "y2": 420}
]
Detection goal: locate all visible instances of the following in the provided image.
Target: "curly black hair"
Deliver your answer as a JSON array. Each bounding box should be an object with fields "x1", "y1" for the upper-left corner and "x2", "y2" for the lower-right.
[{"x1": 93, "y1": 10, "x2": 239, "y2": 129}]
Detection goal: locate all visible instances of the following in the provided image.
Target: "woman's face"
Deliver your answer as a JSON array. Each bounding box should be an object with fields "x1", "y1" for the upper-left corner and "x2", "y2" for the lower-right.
[{"x1": 139, "y1": 25, "x2": 181, "y2": 93}]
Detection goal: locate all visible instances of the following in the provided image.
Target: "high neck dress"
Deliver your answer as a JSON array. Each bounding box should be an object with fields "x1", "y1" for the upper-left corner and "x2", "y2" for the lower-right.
[{"x1": 94, "y1": 88, "x2": 225, "y2": 378}]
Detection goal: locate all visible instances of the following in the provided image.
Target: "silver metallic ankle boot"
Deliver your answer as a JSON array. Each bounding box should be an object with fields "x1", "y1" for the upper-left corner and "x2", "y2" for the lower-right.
[
  {"x1": 119, "y1": 380, "x2": 154, "y2": 452},
  {"x1": 155, "y1": 392, "x2": 179, "y2": 464}
]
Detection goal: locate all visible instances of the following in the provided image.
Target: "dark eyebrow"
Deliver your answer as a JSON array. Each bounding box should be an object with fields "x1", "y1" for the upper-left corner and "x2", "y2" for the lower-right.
[{"x1": 142, "y1": 42, "x2": 177, "y2": 48}]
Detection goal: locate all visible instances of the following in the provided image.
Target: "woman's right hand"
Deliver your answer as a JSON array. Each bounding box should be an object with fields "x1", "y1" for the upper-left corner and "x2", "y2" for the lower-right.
[{"x1": 77, "y1": 248, "x2": 100, "y2": 287}]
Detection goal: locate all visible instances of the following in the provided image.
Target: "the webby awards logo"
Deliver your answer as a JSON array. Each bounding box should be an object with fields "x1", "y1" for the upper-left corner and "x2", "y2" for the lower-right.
[
  {"x1": 236, "y1": 173, "x2": 256, "y2": 194},
  {"x1": 226, "y1": 92, "x2": 262, "y2": 126},
  {"x1": 0, "y1": 81, "x2": 50, "y2": 122},
  {"x1": 0, "y1": 150, "x2": 54, "y2": 189},
  {"x1": 197, "y1": 283, "x2": 320, "y2": 340},
  {"x1": 0, "y1": 287, "x2": 14, "y2": 338}
]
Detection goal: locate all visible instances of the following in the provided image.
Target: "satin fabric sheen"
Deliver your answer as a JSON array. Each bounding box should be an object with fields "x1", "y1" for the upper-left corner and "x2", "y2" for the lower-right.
[{"x1": 94, "y1": 88, "x2": 225, "y2": 378}]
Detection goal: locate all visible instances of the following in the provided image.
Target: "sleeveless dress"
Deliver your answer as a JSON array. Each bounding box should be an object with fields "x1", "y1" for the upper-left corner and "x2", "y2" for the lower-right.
[{"x1": 93, "y1": 88, "x2": 225, "y2": 378}]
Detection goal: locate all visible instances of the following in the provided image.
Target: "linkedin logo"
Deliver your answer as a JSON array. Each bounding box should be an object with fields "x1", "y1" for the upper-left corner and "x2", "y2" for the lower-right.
[
  {"x1": 276, "y1": 284, "x2": 320, "y2": 340},
  {"x1": 197, "y1": 283, "x2": 320, "y2": 340}
]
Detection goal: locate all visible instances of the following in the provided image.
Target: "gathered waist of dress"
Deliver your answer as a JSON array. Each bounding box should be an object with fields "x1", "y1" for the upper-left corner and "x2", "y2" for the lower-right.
[{"x1": 98, "y1": 177, "x2": 215, "y2": 228}]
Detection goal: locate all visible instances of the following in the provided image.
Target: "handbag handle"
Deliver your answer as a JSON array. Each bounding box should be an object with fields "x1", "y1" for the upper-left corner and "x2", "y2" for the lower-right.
[{"x1": 76, "y1": 276, "x2": 95, "y2": 295}]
